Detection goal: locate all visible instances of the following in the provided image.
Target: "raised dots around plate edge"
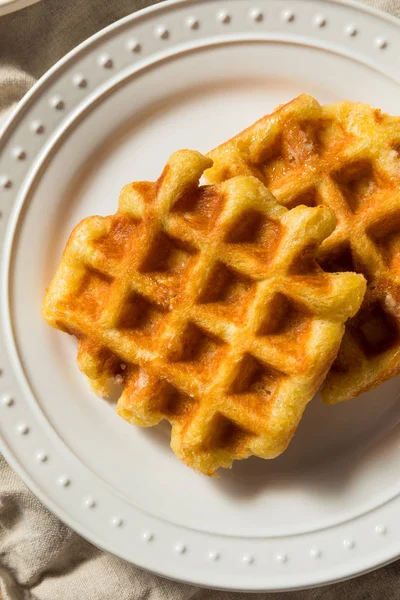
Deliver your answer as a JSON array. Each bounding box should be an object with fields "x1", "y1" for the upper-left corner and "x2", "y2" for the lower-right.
[
  {"x1": 249, "y1": 8, "x2": 263, "y2": 22},
  {"x1": 186, "y1": 16, "x2": 199, "y2": 29},
  {"x1": 17, "y1": 423, "x2": 29, "y2": 435},
  {"x1": 84, "y1": 497, "x2": 96, "y2": 509},
  {"x1": 2, "y1": 395, "x2": 14, "y2": 407},
  {"x1": 217, "y1": 10, "x2": 231, "y2": 24},
  {"x1": 375, "y1": 36, "x2": 387, "y2": 49},
  {"x1": 72, "y1": 74, "x2": 88, "y2": 88},
  {"x1": 98, "y1": 54, "x2": 113, "y2": 68},
  {"x1": 0, "y1": 176, "x2": 12, "y2": 189},
  {"x1": 31, "y1": 120, "x2": 45, "y2": 134},
  {"x1": 12, "y1": 147, "x2": 26, "y2": 160},
  {"x1": 313, "y1": 14, "x2": 326, "y2": 27},
  {"x1": 375, "y1": 524, "x2": 387, "y2": 535},
  {"x1": 276, "y1": 552, "x2": 288, "y2": 563},
  {"x1": 57, "y1": 475, "x2": 70, "y2": 487},
  {"x1": 36, "y1": 451, "x2": 48, "y2": 463},
  {"x1": 127, "y1": 39, "x2": 141, "y2": 52},
  {"x1": 174, "y1": 542, "x2": 187, "y2": 555},
  {"x1": 282, "y1": 9, "x2": 295, "y2": 22},
  {"x1": 345, "y1": 24, "x2": 357, "y2": 36},
  {"x1": 154, "y1": 24, "x2": 169, "y2": 39},
  {"x1": 50, "y1": 96, "x2": 64, "y2": 110}
]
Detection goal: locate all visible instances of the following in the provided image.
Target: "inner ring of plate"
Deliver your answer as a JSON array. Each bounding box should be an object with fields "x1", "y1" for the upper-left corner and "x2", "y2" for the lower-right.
[{"x1": 7, "y1": 36, "x2": 400, "y2": 539}]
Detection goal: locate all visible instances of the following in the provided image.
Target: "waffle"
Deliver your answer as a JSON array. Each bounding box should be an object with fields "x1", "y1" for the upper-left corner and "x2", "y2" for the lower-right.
[
  {"x1": 206, "y1": 94, "x2": 400, "y2": 404},
  {"x1": 43, "y1": 150, "x2": 365, "y2": 474}
]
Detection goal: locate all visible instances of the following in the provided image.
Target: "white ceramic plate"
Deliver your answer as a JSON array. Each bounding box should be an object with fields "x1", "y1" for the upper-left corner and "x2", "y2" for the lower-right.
[
  {"x1": 0, "y1": 0, "x2": 40, "y2": 17},
  {"x1": 1, "y1": 0, "x2": 400, "y2": 592}
]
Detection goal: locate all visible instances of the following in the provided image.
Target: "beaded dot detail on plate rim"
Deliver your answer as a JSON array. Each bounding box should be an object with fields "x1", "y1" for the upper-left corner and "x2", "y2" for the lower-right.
[
  {"x1": 58, "y1": 475, "x2": 70, "y2": 487},
  {"x1": 154, "y1": 24, "x2": 169, "y2": 39},
  {"x1": 186, "y1": 16, "x2": 199, "y2": 30},
  {"x1": 375, "y1": 524, "x2": 387, "y2": 535},
  {"x1": 72, "y1": 74, "x2": 88, "y2": 88},
  {"x1": 50, "y1": 96, "x2": 64, "y2": 110},
  {"x1": 313, "y1": 14, "x2": 326, "y2": 27},
  {"x1": 36, "y1": 451, "x2": 48, "y2": 463},
  {"x1": 375, "y1": 36, "x2": 387, "y2": 49},
  {"x1": 282, "y1": 9, "x2": 295, "y2": 22},
  {"x1": 98, "y1": 54, "x2": 113, "y2": 68},
  {"x1": 345, "y1": 24, "x2": 357, "y2": 36},
  {"x1": 249, "y1": 8, "x2": 263, "y2": 22},
  {"x1": 12, "y1": 147, "x2": 26, "y2": 160},
  {"x1": 174, "y1": 542, "x2": 186, "y2": 555},
  {"x1": 276, "y1": 552, "x2": 288, "y2": 563},
  {"x1": 17, "y1": 423, "x2": 29, "y2": 435},
  {"x1": 0, "y1": 176, "x2": 12, "y2": 189},
  {"x1": 31, "y1": 121, "x2": 44, "y2": 134},
  {"x1": 84, "y1": 497, "x2": 96, "y2": 509},
  {"x1": 0, "y1": 2, "x2": 397, "y2": 582},
  {"x1": 217, "y1": 10, "x2": 231, "y2": 24},
  {"x1": 127, "y1": 39, "x2": 141, "y2": 52}
]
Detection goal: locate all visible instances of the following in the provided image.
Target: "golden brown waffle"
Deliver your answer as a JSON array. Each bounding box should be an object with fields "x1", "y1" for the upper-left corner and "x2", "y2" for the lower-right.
[
  {"x1": 206, "y1": 94, "x2": 400, "y2": 404},
  {"x1": 43, "y1": 150, "x2": 365, "y2": 474}
]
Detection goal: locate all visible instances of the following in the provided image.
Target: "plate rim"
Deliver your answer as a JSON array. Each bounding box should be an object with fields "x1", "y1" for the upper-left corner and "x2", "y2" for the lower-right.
[{"x1": 1, "y1": 0, "x2": 400, "y2": 591}]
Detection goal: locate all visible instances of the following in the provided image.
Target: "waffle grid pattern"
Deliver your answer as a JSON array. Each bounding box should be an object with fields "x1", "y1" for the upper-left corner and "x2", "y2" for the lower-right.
[
  {"x1": 206, "y1": 94, "x2": 400, "y2": 403},
  {"x1": 43, "y1": 150, "x2": 365, "y2": 473}
]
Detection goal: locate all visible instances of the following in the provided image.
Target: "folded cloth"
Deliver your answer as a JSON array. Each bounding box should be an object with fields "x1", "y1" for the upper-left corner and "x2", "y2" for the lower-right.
[{"x1": 1, "y1": 0, "x2": 400, "y2": 598}]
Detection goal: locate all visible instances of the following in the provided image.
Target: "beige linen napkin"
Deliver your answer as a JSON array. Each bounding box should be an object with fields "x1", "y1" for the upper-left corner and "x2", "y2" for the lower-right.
[{"x1": 1, "y1": 0, "x2": 400, "y2": 598}]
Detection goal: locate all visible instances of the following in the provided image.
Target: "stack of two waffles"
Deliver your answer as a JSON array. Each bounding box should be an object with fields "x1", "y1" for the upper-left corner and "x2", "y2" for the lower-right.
[{"x1": 43, "y1": 95, "x2": 400, "y2": 475}]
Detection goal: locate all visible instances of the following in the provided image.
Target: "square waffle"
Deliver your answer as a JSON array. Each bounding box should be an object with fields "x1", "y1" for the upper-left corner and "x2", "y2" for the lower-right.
[
  {"x1": 206, "y1": 94, "x2": 400, "y2": 404},
  {"x1": 43, "y1": 150, "x2": 365, "y2": 474}
]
